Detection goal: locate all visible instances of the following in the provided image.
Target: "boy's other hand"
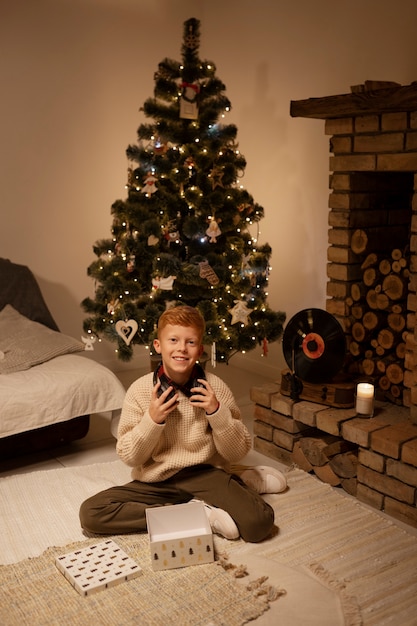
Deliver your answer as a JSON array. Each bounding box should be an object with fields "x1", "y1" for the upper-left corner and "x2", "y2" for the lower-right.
[
  {"x1": 149, "y1": 381, "x2": 178, "y2": 424},
  {"x1": 190, "y1": 379, "x2": 219, "y2": 415}
]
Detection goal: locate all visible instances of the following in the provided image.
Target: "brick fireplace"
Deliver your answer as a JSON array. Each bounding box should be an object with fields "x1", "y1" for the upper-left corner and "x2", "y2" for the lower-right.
[
  {"x1": 291, "y1": 80, "x2": 417, "y2": 423},
  {"x1": 249, "y1": 82, "x2": 417, "y2": 529}
]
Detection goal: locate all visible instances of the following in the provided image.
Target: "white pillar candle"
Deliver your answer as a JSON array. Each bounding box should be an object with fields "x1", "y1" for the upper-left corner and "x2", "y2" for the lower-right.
[{"x1": 356, "y1": 383, "x2": 374, "y2": 416}]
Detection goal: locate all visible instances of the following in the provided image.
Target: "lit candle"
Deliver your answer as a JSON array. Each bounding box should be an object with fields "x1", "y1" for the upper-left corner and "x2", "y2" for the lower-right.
[{"x1": 356, "y1": 383, "x2": 374, "y2": 417}]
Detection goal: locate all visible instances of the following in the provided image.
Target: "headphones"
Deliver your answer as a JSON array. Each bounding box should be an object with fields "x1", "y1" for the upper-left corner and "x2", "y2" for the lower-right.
[{"x1": 153, "y1": 362, "x2": 206, "y2": 402}]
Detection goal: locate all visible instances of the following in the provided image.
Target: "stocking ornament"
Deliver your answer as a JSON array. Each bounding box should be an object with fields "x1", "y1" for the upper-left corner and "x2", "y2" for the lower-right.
[
  {"x1": 115, "y1": 319, "x2": 138, "y2": 345},
  {"x1": 199, "y1": 260, "x2": 219, "y2": 285}
]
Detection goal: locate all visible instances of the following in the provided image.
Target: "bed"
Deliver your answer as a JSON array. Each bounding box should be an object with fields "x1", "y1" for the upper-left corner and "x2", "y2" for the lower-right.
[{"x1": 0, "y1": 258, "x2": 127, "y2": 458}]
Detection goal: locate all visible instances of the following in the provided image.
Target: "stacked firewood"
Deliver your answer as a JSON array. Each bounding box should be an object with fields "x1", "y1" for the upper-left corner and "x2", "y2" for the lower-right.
[
  {"x1": 292, "y1": 435, "x2": 358, "y2": 494},
  {"x1": 347, "y1": 229, "x2": 409, "y2": 405}
]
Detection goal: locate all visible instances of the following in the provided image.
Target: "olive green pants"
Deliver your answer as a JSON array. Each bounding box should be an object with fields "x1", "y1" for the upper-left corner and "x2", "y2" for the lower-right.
[{"x1": 79, "y1": 464, "x2": 275, "y2": 543}]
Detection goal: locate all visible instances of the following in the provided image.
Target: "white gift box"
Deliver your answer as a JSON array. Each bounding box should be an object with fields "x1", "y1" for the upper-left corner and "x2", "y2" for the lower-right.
[
  {"x1": 55, "y1": 539, "x2": 142, "y2": 596},
  {"x1": 146, "y1": 501, "x2": 214, "y2": 571}
]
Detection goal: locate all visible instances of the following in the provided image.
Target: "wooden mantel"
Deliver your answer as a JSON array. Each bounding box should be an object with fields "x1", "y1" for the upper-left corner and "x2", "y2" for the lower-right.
[{"x1": 290, "y1": 81, "x2": 417, "y2": 119}]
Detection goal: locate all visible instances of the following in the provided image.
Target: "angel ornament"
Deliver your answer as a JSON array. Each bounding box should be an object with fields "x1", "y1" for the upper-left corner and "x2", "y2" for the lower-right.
[
  {"x1": 81, "y1": 335, "x2": 96, "y2": 351},
  {"x1": 141, "y1": 172, "x2": 158, "y2": 195},
  {"x1": 206, "y1": 218, "x2": 222, "y2": 243}
]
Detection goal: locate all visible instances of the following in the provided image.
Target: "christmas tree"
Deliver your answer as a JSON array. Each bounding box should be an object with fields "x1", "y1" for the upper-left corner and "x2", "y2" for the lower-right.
[{"x1": 82, "y1": 18, "x2": 285, "y2": 364}]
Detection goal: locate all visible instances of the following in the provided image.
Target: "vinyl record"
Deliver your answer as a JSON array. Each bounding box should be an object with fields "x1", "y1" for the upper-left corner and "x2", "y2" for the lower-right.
[{"x1": 282, "y1": 308, "x2": 346, "y2": 383}]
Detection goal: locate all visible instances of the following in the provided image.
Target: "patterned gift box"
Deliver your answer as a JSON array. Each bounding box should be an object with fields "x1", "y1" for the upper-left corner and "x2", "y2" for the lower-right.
[{"x1": 146, "y1": 501, "x2": 214, "y2": 571}]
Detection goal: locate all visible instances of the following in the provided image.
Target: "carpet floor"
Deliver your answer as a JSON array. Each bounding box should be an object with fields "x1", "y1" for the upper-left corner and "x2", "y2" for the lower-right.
[
  {"x1": 0, "y1": 534, "x2": 276, "y2": 626},
  {"x1": 0, "y1": 461, "x2": 416, "y2": 624}
]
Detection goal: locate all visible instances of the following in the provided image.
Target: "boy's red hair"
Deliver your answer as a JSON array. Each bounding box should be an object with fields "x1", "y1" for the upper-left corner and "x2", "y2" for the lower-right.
[{"x1": 157, "y1": 305, "x2": 205, "y2": 341}]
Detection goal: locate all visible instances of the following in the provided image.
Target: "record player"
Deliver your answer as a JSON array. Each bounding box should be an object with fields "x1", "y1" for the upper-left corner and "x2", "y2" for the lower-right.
[{"x1": 280, "y1": 308, "x2": 355, "y2": 408}]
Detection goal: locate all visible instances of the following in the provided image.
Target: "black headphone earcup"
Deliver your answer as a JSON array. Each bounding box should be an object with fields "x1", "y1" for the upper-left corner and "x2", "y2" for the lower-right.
[
  {"x1": 153, "y1": 365, "x2": 177, "y2": 401},
  {"x1": 191, "y1": 363, "x2": 206, "y2": 391}
]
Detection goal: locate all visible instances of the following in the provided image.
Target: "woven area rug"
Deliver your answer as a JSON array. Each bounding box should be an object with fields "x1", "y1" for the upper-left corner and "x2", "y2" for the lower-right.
[
  {"x1": 219, "y1": 470, "x2": 417, "y2": 626},
  {"x1": 0, "y1": 534, "x2": 274, "y2": 626},
  {"x1": 1, "y1": 461, "x2": 416, "y2": 624}
]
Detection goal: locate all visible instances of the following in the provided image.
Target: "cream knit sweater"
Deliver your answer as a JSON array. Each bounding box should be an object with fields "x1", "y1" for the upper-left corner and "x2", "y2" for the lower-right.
[{"x1": 116, "y1": 371, "x2": 252, "y2": 482}]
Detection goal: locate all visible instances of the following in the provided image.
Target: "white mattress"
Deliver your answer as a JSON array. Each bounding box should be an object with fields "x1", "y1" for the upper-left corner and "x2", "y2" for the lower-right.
[{"x1": 0, "y1": 354, "x2": 127, "y2": 438}]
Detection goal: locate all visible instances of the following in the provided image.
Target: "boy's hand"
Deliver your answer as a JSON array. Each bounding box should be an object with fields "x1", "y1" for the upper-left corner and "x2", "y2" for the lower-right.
[
  {"x1": 190, "y1": 379, "x2": 219, "y2": 415},
  {"x1": 149, "y1": 381, "x2": 178, "y2": 424}
]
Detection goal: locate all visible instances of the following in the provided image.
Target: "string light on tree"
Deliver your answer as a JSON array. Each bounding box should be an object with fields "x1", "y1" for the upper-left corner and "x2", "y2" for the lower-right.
[{"x1": 81, "y1": 17, "x2": 285, "y2": 362}]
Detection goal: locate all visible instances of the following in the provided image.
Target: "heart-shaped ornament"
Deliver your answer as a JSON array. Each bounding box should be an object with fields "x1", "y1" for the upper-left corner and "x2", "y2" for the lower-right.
[
  {"x1": 147, "y1": 234, "x2": 159, "y2": 246},
  {"x1": 115, "y1": 319, "x2": 138, "y2": 346}
]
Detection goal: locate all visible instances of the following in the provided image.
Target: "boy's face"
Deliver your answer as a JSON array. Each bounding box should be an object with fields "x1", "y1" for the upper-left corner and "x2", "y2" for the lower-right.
[{"x1": 153, "y1": 324, "x2": 203, "y2": 384}]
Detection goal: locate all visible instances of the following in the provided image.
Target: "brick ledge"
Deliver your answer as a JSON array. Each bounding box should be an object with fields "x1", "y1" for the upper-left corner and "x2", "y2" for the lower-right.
[{"x1": 251, "y1": 383, "x2": 417, "y2": 528}]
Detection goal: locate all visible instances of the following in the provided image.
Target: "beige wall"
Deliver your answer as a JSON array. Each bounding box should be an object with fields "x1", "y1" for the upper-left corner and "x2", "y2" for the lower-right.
[{"x1": 2, "y1": 0, "x2": 417, "y2": 377}]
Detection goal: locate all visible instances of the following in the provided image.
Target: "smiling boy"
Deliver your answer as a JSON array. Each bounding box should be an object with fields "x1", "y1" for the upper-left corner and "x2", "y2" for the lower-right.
[{"x1": 79, "y1": 305, "x2": 286, "y2": 542}]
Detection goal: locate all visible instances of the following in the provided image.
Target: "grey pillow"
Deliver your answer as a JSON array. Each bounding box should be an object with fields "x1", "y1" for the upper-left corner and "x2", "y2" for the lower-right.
[{"x1": 0, "y1": 305, "x2": 85, "y2": 374}]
